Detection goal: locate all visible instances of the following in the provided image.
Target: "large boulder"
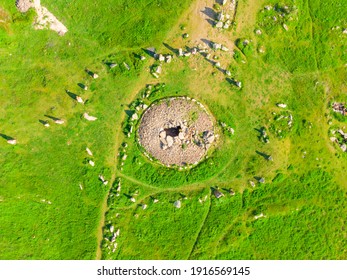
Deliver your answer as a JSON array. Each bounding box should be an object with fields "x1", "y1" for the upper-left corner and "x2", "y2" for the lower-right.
[{"x1": 166, "y1": 136, "x2": 174, "y2": 147}]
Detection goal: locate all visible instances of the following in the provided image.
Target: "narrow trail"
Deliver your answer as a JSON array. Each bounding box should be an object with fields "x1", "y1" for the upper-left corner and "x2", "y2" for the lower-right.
[
  {"x1": 187, "y1": 189, "x2": 212, "y2": 259},
  {"x1": 95, "y1": 71, "x2": 157, "y2": 259}
]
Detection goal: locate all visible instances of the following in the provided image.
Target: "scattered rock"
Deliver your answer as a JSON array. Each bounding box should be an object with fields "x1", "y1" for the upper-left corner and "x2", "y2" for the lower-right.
[
  {"x1": 165, "y1": 55, "x2": 172, "y2": 63},
  {"x1": 166, "y1": 136, "x2": 174, "y2": 147},
  {"x1": 7, "y1": 139, "x2": 17, "y2": 145},
  {"x1": 174, "y1": 200, "x2": 181, "y2": 208},
  {"x1": 131, "y1": 113, "x2": 139, "y2": 121},
  {"x1": 332, "y1": 102, "x2": 347, "y2": 115},
  {"x1": 123, "y1": 62, "x2": 131, "y2": 70},
  {"x1": 99, "y1": 175, "x2": 108, "y2": 185},
  {"x1": 212, "y1": 43, "x2": 221, "y2": 50},
  {"x1": 277, "y1": 103, "x2": 287, "y2": 108},
  {"x1": 76, "y1": 96, "x2": 84, "y2": 104},
  {"x1": 258, "y1": 177, "x2": 265, "y2": 184},
  {"x1": 203, "y1": 130, "x2": 215, "y2": 144},
  {"x1": 83, "y1": 113, "x2": 97, "y2": 121},
  {"x1": 216, "y1": 21, "x2": 223, "y2": 28},
  {"x1": 254, "y1": 213, "x2": 266, "y2": 219},
  {"x1": 16, "y1": 0, "x2": 32, "y2": 13},
  {"x1": 155, "y1": 65, "x2": 162, "y2": 74},
  {"x1": 214, "y1": 189, "x2": 224, "y2": 199},
  {"x1": 86, "y1": 147, "x2": 93, "y2": 156},
  {"x1": 54, "y1": 119, "x2": 64, "y2": 124},
  {"x1": 217, "y1": 12, "x2": 224, "y2": 21},
  {"x1": 258, "y1": 46, "x2": 266, "y2": 53},
  {"x1": 41, "y1": 120, "x2": 50, "y2": 127},
  {"x1": 158, "y1": 54, "x2": 165, "y2": 62},
  {"x1": 88, "y1": 160, "x2": 95, "y2": 167}
]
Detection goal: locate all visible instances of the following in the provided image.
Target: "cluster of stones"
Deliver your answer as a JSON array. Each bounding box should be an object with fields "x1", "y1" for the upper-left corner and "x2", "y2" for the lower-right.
[
  {"x1": 258, "y1": 127, "x2": 270, "y2": 144},
  {"x1": 150, "y1": 52, "x2": 173, "y2": 78},
  {"x1": 178, "y1": 46, "x2": 207, "y2": 57},
  {"x1": 117, "y1": 143, "x2": 128, "y2": 170},
  {"x1": 103, "y1": 224, "x2": 120, "y2": 254},
  {"x1": 138, "y1": 97, "x2": 216, "y2": 167},
  {"x1": 158, "y1": 120, "x2": 215, "y2": 151},
  {"x1": 220, "y1": 121, "x2": 235, "y2": 134},
  {"x1": 332, "y1": 102, "x2": 347, "y2": 116},
  {"x1": 330, "y1": 129, "x2": 347, "y2": 152},
  {"x1": 331, "y1": 26, "x2": 347, "y2": 35},
  {"x1": 141, "y1": 83, "x2": 165, "y2": 99},
  {"x1": 260, "y1": 3, "x2": 298, "y2": 32},
  {"x1": 215, "y1": 0, "x2": 237, "y2": 29}
]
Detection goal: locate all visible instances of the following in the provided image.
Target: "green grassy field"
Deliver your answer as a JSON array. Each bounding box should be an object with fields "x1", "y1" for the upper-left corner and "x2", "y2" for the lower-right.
[{"x1": 1, "y1": 0, "x2": 347, "y2": 260}]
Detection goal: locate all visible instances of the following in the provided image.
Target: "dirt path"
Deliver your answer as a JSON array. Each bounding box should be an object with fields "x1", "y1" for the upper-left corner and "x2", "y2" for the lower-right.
[{"x1": 94, "y1": 71, "x2": 160, "y2": 259}]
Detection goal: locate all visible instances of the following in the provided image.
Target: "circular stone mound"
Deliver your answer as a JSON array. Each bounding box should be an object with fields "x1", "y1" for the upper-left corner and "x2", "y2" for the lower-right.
[{"x1": 138, "y1": 97, "x2": 216, "y2": 166}]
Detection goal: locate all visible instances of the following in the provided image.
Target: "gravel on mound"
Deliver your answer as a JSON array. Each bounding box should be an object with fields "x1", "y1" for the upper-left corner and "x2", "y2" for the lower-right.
[{"x1": 138, "y1": 97, "x2": 215, "y2": 166}]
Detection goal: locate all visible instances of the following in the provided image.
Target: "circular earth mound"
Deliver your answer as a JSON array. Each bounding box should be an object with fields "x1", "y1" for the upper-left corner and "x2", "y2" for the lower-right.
[{"x1": 138, "y1": 97, "x2": 216, "y2": 166}]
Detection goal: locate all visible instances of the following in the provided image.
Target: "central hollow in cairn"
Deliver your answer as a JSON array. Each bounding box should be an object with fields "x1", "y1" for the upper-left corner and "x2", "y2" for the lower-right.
[{"x1": 138, "y1": 97, "x2": 216, "y2": 167}]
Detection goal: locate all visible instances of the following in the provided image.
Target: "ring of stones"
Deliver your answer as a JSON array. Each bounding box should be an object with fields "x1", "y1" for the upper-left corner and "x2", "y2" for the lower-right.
[{"x1": 137, "y1": 97, "x2": 216, "y2": 167}]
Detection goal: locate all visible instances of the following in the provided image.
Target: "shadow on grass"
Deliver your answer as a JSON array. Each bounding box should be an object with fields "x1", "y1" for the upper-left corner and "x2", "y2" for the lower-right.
[{"x1": 0, "y1": 133, "x2": 14, "y2": 141}]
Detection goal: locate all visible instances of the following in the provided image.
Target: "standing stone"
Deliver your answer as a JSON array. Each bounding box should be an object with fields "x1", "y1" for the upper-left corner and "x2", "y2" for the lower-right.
[
  {"x1": 7, "y1": 139, "x2": 17, "y2": 145},
  {"x1": 83, "y1": 113, "x2": 97, "y2": 121},
  {"x1": 54, "y1": 119, "x2": 64, "y2": 124},
  {"x1": 277, "y1": 103, "x2": 287, "y2": 108},
  {"x1": 174, "y1": 200, "x2": 181, "y2": 208},
  {"x1": 131, "y1": 113, "x2": 139, "y2": 120},
  {"x1": 86, "y1": 147, "x2": 93, "y2": 156},
  {"x1": 166, "y1": 136, "x2": 174, "y2": 147},
  {"x1": 216, "y1": 21, "x2": 223, "y2": 28},
  {"x1": 123, "y1": 62, "x2": 130, "y2": 70},
  {"x1": 76, "y1": 96, "x2": 84, "y2": 103}
]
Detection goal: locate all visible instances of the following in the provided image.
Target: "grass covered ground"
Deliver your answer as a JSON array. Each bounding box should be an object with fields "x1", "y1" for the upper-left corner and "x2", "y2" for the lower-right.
[{"x1": 1, "y1": 0, "x2": 347, "y2": 260}]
